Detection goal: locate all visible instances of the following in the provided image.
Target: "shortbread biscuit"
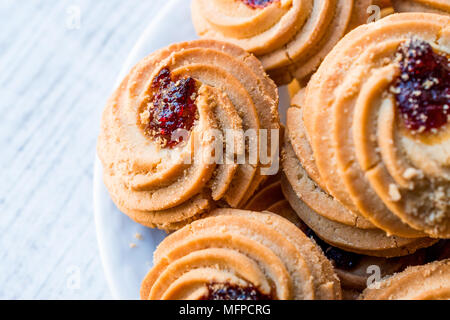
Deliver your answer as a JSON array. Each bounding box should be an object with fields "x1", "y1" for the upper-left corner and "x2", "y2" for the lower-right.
[
  {"x1": 286, "y1": 91, "x2": 374, "y2": 228},
  {"x1": 303, "y1": 13, "x2": 450, "y2": 238},
  {"x1": 282, "y1": 137, "x2": 374, "y2": 229},
  {"x1": 392, "y1": 0, "x2": 450, "y2": 15},
  {"x1": 244, "y1": 174, "x2": 307, "y2": 230},
  {"x1": 244, "y1": 180, "x2": 284, "y2": 212},
  {"x1": 140, "y1": 209, "x2": 341, "y2": 300},
  {"x1": 360, "y1": 259, "x2": 450, "y2": 299},
  {"x1": 281, "y1": 173, "x2": 436, "y2": 257},
  {"x1": 98, "y1": 40, "x2": 280, "y2": 230},
  {"x1": 192, "y1": 0, "x2": 394, "y2": 85}
]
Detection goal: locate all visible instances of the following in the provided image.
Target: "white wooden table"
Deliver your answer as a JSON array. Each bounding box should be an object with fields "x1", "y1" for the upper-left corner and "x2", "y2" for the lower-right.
[{"x1": 0, "y1": 0, "x2": 167, "y2": 299}]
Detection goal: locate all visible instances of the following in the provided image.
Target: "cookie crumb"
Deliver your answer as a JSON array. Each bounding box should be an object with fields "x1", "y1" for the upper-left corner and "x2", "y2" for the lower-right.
[
  {"x1": 135, "y1": 232, "x2": 144, "y2": 241},
  {"x1": 140, "y1": 109, "x2": 150, "y2": 125},
  {"x1": 402, "y1": 167, "x2": 422, "y2": 180},
  {"x1": 389, "y1": 184, "x2": 402, "y2": 202},
  {"x1": 426, "y1": 211, "x2": 445, "y2": 224}
]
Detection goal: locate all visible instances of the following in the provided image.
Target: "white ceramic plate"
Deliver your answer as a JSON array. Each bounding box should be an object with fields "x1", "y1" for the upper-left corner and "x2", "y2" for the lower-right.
[{"x1": 93, "y1": 0, "x2": 290, "y2": 300}]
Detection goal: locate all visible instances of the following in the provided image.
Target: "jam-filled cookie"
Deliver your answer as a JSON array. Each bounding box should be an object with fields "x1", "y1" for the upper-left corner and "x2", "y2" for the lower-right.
[
  {"x1": 302, "y1": 13, "x2": 450, "y2": 238},
  {"x1": 243, "y1": 160, "x2": 442, "y2": 298},
  {"x1": 140, "y1": 209, "x2": 341, "y2": 300},
  {"x1": 97, "y1": 40, "x2": 280, "y2": 231},
  {"x1": 191, "y1": 0, "x2": 394, "y2": 85},
  {"x1": 242, "y1": 166, "x2": 436, "y2": 299},
  {"x1": 305, "y1": 225, "x2": 434, "y2": 298},
  {"x1": 360, "y1": 259, "x2": 450, "y2": 299},
  {"x1": 284, "y1": 90, "x2": 436, "y2": 255}
]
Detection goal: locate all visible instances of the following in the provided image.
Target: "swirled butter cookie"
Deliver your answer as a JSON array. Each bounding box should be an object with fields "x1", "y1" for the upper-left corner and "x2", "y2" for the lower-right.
[
  {"x1": 244, "y1": 179, "x2": 284, "y2": 212},
  {"x1": 392, "y1": 0, "x2": 450, "y2": 15},
  {"x1": 287, "y1": 90, "x2": 374, "y2": 228},
  {"x1": 243, "y1": 174, "x2": 307, "y2": 229},
  {"x1": 282, "y1": 97, "x2": 437, "y2": 255},
  {"x1": 140, "y1": 209, "x2": 341, "y2": 300},
  {"x1": 360, "y1": 259, "x2": 450, "y2": 299},
  {"x1": 426, "y1": 240, "x2": 450, "y2": 262},
  {"x1": 246, "y1": 155, "x2": 438, "y2": 298},
  {"x1": 282, "y1": 87, "x2": 438, "y2": 297},
  {"x1": 98, "y1": 40, "x2": 280, "y2": 230},
  {"x1": 303, "y1": 13, "x2": 450, "y2": 238},
  {"x1": 246, "y1": 160, "x2": 433, "y2": 298},
  {"x1": 281, "y1": 167, "x2": 436, "y2": 257},
  {"x1": 192, "y1": 0, "x2": 394, "y2": 85},
  {"x1": 305, "y1": 226, "x2": 431, "y2": 297}
]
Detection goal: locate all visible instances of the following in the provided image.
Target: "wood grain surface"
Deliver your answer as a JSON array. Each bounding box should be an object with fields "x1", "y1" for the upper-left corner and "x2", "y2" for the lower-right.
[{"x1": 0, "y1": 0, "x2": 167, "y2": 299}]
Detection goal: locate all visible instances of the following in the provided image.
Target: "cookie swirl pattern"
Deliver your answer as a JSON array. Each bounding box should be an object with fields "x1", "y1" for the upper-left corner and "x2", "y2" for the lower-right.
[
  {"x1": 243, "y1": 170, "x2": 436, "y2": 298},
  {"x1": 97, "y1": 40, "x2": 280, "y2": 231},
  {"x1": 140, "y1": 209, "x2": 341, "y2": 300},
  {"x1": 191, "y1": 0, "x2": 393, "y2": 85},
  {"x1": 303, "y1": 13, "x2": 450, "y2": 238},
  {"x1": 360, "y1": 259, "x2": 450, "y2": 300},
  {"x1": 392, "y1": 0, "x2": 450, "y2": 15}
]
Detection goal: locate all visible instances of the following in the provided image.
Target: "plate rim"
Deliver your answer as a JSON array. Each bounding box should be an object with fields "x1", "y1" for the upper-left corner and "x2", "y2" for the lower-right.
[
  {"x1": 93, "y1": 0, "x2": 180, "y2": 300},
  {"x1": 93, "y1": 0, "x2": 289, "y2": 299}
]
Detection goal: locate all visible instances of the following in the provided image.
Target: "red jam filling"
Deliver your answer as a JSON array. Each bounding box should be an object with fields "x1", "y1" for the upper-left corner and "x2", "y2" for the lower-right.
[
  {"x1": 240, "y1": 0, "x2": 278, "y2": 9},
  {"x1": 201, "y1": 283, "x2": 272, "y2": 300},
  {"x1": 392, "y1": 39, "x2": 450, "y2": 133},
  {"x1": 143, "y1": 68, "x2": 198, "y2": 148}
]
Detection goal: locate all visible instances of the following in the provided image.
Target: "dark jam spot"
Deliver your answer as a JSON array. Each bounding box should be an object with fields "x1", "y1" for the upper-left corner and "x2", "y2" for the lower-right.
[
  {"x1": 425, "y1": 240, "x2": 450, "y2": 263},
  {"x1": 306, "y1": 228, "x2": 360, "y2": 270},
  {"x1": 201, "y1": 283, "x2": 272, "y2": 300},
  {"x1": 392, "y1": 39, "x2": 450, "y2": 133},
  {"x1": 241, "y1": 0, "x2": 278, "y2": 9},
  {"x1": 144, "y1": 67, "x2": 198, "y2": 148}
]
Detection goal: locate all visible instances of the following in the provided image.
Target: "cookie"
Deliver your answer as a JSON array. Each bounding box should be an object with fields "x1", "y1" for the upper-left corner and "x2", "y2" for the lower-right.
[
  {"x1": 287, "y1": 90, "x2": 327, "y2": 191},
  {"x1": 241, "y1": 162, "x2": 438, "y2": 298},
  {"x1": 140, "y1": 209, "x2": 341, "y2": 300},
  {"x1": 306, "y1": 226, "x2": 430, "y2": 295},
  {"x1": 281, "y1": 172, "x2": 436, "y2": 257},
  {"x1": 282, "y1": 135, "x2": 374, "y2": 229},
  {"x1": 392, "y1": 0, "x2": 450, "y2": 15},
  {"x1": 360, "y1": 259, "x2": 450, "y2": 299},
  {"x1": 243, "y1": 174, "x2": 307, "y2": 230},
  {"x1": 244, "y1": 180, "x2": 284, "y2": 212},
  {"x1": 191, "y1": 0, "x2": 394, "y2": 85},
  {"x1": 244, "y1": 168, "x2": 433, "y2": 297},
  {"x1": 97, "y1": 40, "x2": 280, "y2": 230},
  {"x1": 303, "y1": 13, "x2": 450, "y2": 238},
  {"x1": 266, "y1": 199, "x2": 308, "y2": 231},
  {"x1": 334, "y1": 248, "x2": 427, "y2": 292}
]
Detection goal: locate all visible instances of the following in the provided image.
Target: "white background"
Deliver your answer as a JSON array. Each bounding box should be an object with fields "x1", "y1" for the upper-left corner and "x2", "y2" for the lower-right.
[{"x1": 0, "y1": 0, "x2": 167, "y2": 299}]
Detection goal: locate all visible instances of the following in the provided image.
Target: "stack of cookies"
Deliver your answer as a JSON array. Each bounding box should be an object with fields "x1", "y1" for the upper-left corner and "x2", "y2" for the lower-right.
[
  {"x1": 192, "y1": 0, "x2": 394, "y2": 85},
  {"x1": 281, "y1": 11, "x2": 450, "y2": 298},
  {"x1": 97, "y1": 0, "x2": 450, "y2": 300},
  {"x1": 98, "y1": 40, "x2": 279, "y2": 230}
]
